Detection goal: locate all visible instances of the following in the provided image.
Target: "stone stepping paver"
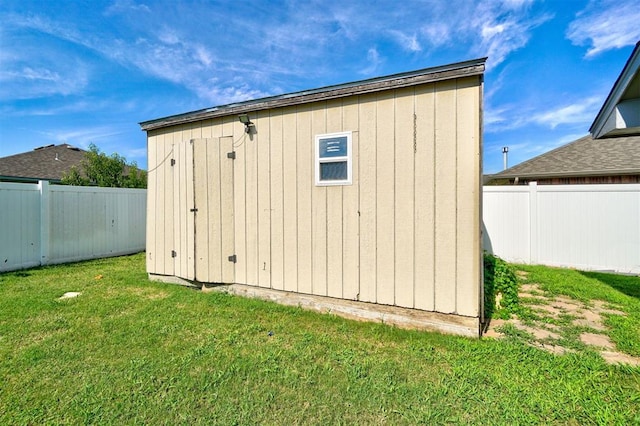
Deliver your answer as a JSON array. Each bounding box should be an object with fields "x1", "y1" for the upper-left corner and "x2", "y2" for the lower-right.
[
  {"x1": 573, "y1": 318, "x2": 607, "y2": 331},
  {"x1": 601, "y1": 351, "x2": 640, "y2": 366},
  {"x1": 579, "y1": 332, "x2": 615, "y2": 349},
  {"x1": 483, "y1": 277, "x2": 640, "y2": 365}
]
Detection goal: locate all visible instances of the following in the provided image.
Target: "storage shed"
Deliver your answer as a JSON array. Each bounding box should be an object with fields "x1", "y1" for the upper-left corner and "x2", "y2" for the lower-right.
[{"x1": 140, "y1": 58, "x2": 486, "y2": 336}]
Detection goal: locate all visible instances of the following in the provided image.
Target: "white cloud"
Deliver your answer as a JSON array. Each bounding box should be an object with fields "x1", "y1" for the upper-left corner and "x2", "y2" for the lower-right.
[
  {"x1": 485, "y1": 106, "x2": 509, "y2": 127},
  {"x1": 0, "y1": 1, "x2": 555, "y2": 110},
  {"x1": 104, "y1": 0, "x2": 150, "y2": 16},
  {"x1": 567, "y1": 0, "x2": 640, "y2": 57},
  {"x1": 388, "y1": 30, "x2": 422, "y2": 52},
  {"x1": 360, "y1": 47, "x2": 383, "y2": 76},
  {"x1": 486, "y1": 96, "x2": 602, "y2": 133},
  {"x1": 30, "y1": 126, "x2": 124, "y2": 151},
  {"x1": 469, "y1": 2, "x2": 552, "y2": 68},
  {"x1": 420, "y1": 22, "x2": 452, "y2": 47},
  {"x1": 0, "y1": 63, "x2": 89, "y2": 99},
  {"x1": 400, "y1": 1, "x2": 551, "y2": 68},
  {"x1": 531, "y1": 97, "x2": 601, "y2": 129},
  {"x1": 193, "y1": 79, "x2": 271, "y2": 105}
]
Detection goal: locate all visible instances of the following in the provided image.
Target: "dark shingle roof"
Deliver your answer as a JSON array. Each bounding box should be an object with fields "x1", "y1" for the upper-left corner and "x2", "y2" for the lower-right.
[
  {"x1": 491, "y1": 134, "x2": 640, "y2": 179},
  {"x1": 0, "y1": 144, "x2": 87, "y2": 182}
]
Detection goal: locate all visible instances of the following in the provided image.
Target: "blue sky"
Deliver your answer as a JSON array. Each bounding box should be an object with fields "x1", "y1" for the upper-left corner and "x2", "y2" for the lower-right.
[{"x1": 1, "y1": 0, "x2": 639, "y2": 173}]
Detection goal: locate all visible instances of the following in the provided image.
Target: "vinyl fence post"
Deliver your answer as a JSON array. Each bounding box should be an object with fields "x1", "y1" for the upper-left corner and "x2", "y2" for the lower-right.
[
  {"x1": 529, "y1": 181, "x2": 538, "y2": 265},
  {"x1": 39, "y1": 180, "x2": 50, "y2": 266}
]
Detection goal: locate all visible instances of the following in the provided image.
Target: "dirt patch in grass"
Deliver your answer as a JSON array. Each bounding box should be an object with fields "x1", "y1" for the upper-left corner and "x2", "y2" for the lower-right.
[{"x1": 484, "y1": 283, "x2": 640, "y2": 366}]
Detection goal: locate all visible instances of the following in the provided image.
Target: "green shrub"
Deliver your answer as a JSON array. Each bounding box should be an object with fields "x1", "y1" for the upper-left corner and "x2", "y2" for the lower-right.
[{"x1": 483, "y1": 252, "x2": 520, "y2": 319}]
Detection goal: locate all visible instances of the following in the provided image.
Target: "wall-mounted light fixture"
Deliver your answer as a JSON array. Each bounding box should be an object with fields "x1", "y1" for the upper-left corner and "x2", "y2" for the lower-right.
[{"x1": 238, "y1": 114, "x2": 255, "y2": 134}]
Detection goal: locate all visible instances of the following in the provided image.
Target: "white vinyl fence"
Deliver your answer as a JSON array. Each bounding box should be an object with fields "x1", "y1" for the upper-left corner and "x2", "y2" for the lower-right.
[
  {"x1": 0, "y1": 181, "x2": 146, "y2": 272},
  {"x1": 483, "y1": 183, "x2": 640, "y2": 274}
]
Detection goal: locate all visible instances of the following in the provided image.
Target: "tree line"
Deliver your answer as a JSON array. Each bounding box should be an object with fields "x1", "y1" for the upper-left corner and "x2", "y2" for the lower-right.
[{"x1": 62, "y1": 143, "x2": 147, "y2": 188}]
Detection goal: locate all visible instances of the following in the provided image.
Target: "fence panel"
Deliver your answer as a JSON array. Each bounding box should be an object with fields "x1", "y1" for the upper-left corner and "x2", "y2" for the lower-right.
[
  {"x1": 0, "y1": 181, "x2": 146, "y2": 272},
  {"x1": 483, "y1": 183, "x2": 640, "y2": 274},
  {"x1": 0, "y1": 182, "x2": 41, "y2": 271}
]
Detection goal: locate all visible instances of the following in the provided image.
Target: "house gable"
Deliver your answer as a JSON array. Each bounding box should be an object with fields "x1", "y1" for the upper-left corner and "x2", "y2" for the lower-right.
[{"x1": 590, "y1": 41, "x2": 640, "y2": 139}]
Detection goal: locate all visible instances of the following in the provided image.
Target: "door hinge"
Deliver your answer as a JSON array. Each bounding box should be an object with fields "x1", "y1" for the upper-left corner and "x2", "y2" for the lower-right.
[
  {"x1": 171, "y1": 250, "x2": 177, "y2": 258},
  {"x1": 170, "y1": 159, "x2": 176, "y2": 166},
  {"x1": 227, "y1": 151, "x2": 236, "y2": 160},
  {"x1": 228, "y1": 254, "x2": 237, "y2": 263},
  {"x1": 190, "y1": 208, "x2": 198, "y2": 212}
]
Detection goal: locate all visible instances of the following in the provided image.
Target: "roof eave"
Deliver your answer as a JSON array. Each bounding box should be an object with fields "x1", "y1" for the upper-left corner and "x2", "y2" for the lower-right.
[
  {"x1": 493, "y1": 168, "x2": 640, "y2": 180},
  {"x1": 0, "y1": 175, "x2": 62, "y2": 184},
  {"x1": 140, "y1": 58, "x2": 486, "y2": 131}
]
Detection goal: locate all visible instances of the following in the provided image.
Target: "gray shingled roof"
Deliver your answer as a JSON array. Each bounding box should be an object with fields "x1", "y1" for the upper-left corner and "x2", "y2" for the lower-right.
[
  {"x1": 491, "y1": 134, "x2": 640, "y2": 179},
  {"x1": 0, "y1": 144, "x2": 87, "y2": 182}
]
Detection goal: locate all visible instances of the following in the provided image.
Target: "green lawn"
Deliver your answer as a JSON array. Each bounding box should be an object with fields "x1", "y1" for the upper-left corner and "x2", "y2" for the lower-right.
[{"x1": 1, "y1": 253, "x2": 639, "y2": 424}]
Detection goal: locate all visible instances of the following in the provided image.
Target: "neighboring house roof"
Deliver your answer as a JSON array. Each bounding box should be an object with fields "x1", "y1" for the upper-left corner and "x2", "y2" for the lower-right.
[
  {"x1": 140, "y1": 57, "x2": 487, "y2": 131},
  {"x1": 590, "y1": 41, "x2": 640, "y2": 139},
  {"x1": 489, "y1": 134, "x2": 640, "y2": 180},
  {"x1": 0, "y1": 144, "x2": 87, "y2": 183}
]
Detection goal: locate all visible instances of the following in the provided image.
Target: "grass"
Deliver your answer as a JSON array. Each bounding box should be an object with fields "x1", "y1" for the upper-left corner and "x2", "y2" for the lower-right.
[
  {"x1": 0, "y1": 254, "x2": 639, "y2": 424},
  {"x1": 516, "y1": 264, "x2": 640, "y2": 357}
]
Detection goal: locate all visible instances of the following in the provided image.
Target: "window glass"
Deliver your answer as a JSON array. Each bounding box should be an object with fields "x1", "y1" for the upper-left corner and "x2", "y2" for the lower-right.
[
  {"x1": 315, "y1": 132, "x2": 352, "y2": 186},
  {"x1": 319, "y1": 136, "x2": 348, "y2": 158},
  {"x1": 320, "y1": 161, "x2": 348, "y2": 181}
]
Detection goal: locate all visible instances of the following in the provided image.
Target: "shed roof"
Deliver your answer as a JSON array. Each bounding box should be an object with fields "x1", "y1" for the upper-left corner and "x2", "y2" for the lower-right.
[
  {"x1": 0, "y1": 144, "x2": 87, "y2": 183},
  {"x1": 489, "y1": 134, "x2": 640, "y2": 180},
  {"x1": 140, "y1": 57, "x2": 486, "y2": 131}
]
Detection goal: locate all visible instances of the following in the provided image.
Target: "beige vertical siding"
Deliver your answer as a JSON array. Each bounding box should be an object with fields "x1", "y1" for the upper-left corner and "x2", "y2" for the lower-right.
[
  {"x1": 394, "y1": 87, "x2": 416, "y2": 308},
  {"x1": 434, "y1": 80, "x2": 458, "y2": 313},
  {"x1": 326, "y1": 99, "x2": 344, "y2": 298},
  {"x1": 146, "y1": 75, "x2": 481, "y2": 318},
  {"x1": 193, "y1": 137, "x2": 234, "y2": 283},
  {"x1": 270, "y1": 110, "x2": 285, "y2": 291},
  {"x1": 311, "y1": 105, "x2": 327, "y2": 296},
  {"x1": 257, "y1": 111, "x2": 271, "y2": 288},
  {"x1": 173, "y1": 137, "x2": 194, "y2": 280},
  {"x1": 455, "y1": 79, "x2": 481, "y2": 315},
  {"x1": 296, "y1": 105, "x2": 313, "y2": 295},
  {"x1": 342, "y1": 97, "x2": 360, "y2": 301},
  {"x1": 358, "y1": 93, "x2": 378, "y2": 303},
  {"x1": 282, "y1": 106, "x2": 298, "y2": 293},
  {"x1": 414, "y1": 84, "x2": 436, "y2": 311}
]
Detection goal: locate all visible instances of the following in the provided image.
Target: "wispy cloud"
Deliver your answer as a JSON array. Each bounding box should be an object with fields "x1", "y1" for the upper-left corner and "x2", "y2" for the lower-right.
[
  {"x1": 1, "y1": 1, "x2": 554, "y2": 107},
  {"x1": 486, "y1": 96, "x2": 601, "y2": 133},
  {"x1": 359, "y1": 47, "x2": 383, "y2": 76},
  {"x1": 388, "y1": 30, "x2": 421, "y2": 52},
  {"x1": 531, "y1": 97, "x2": 601, "y2": 129},
  {"x1": 0, "y1": 62, "x2": 89, "y2": 99},
  {"x1": 39, "y1": 127, "x2": 125, "y2": 149},
  {"x1": 567, "y1": 0, "x2": 640, "y2": 57},
  {"x1": 104, "y1": 0, "x2": 151, "y2": 16},
  {"x1": 469, "y1": 2, "x2": 552, "y2": 68}
]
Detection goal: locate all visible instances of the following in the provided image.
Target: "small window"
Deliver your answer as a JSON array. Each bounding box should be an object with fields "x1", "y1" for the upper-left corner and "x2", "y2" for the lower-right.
[{"x1": 315, "y1": 132, "x2": 352, "y2": 186}]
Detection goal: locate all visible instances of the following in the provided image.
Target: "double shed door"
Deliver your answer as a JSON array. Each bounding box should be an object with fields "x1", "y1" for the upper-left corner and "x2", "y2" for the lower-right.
[{"x1": 173, "y1": 137, "x2": 234, "y2": 284}]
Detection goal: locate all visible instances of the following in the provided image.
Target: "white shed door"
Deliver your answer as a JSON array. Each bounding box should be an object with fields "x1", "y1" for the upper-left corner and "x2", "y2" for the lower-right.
[{"x1": 192, "y1": 137, "x2": 235, "y2": 284}]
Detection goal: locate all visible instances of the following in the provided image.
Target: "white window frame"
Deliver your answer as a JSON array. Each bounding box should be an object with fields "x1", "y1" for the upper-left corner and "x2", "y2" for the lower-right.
[{"x1": 315, "y1": 131, "x2": 352, "y2": 186}]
